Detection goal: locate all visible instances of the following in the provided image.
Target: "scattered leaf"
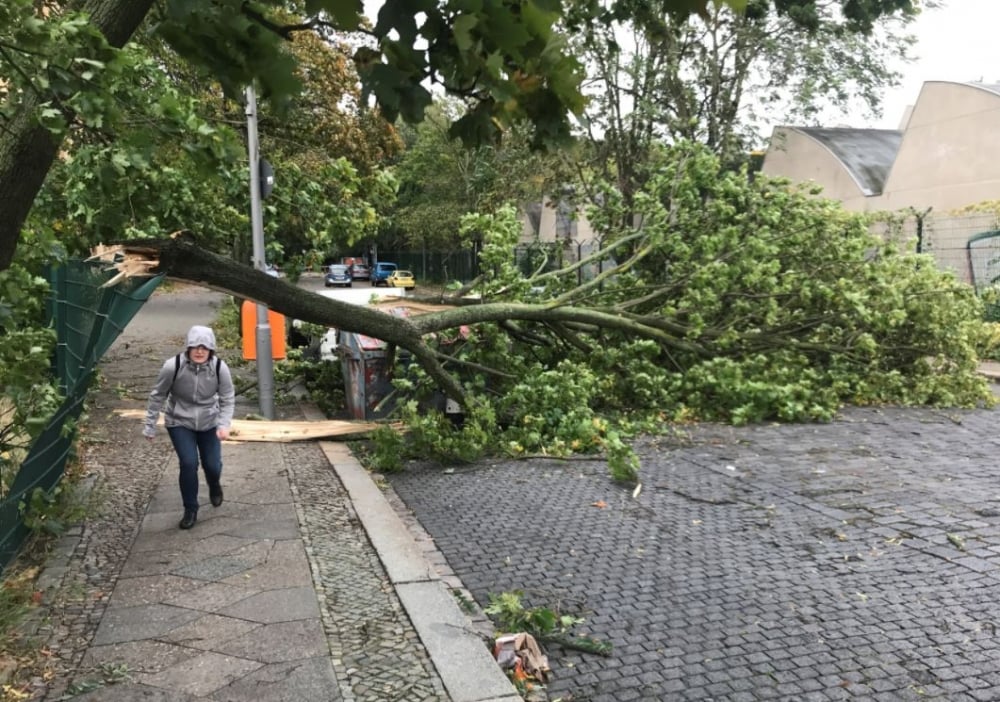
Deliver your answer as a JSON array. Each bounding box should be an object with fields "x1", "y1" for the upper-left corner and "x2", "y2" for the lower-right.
[{"x1": 591, "y1": 500, "x2": 607, "y2": 509}]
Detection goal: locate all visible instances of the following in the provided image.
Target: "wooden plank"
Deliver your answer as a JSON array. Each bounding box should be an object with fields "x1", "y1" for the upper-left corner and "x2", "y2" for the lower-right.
[{"x1": 115, "y1": 409, "x2": 380, "y2": 442}]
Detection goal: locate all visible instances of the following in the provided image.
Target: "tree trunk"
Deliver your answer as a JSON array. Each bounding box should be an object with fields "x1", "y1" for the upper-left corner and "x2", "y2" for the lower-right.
[
  {"x1": 0, "y1": 0, "x2": 155, "y2": 271},
  {"x1": 117, "y1": 237, "x2": 712, "y2": 406}
]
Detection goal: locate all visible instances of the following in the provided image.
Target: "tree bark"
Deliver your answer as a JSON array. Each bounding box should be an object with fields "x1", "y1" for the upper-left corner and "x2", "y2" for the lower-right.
[
  {"x1": 153, "y1": 239, "x2": 471, "y2": 403},
  {"x1": 0, "y1": 0, "x2": 155, "y2": 271}
]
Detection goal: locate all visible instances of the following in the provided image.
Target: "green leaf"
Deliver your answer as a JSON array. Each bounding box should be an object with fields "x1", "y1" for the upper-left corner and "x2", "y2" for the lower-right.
[{"x1": 452, "y1": 14, "x2": 479, "y2": 51}]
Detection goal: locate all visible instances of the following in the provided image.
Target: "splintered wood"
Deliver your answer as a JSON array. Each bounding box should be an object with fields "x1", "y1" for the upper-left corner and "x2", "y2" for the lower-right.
[{"x1": 88, "y1": 232, "x2": 192, "y2": 287}]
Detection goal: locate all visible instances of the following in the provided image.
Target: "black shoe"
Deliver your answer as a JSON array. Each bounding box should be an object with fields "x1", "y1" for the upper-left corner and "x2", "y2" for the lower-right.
[
  {"x1": 179, "y1": 510, "x2": 197, "y2": 529},
  {"x1": 210, "y1": 485, "x2": 223, "y2": 507}
]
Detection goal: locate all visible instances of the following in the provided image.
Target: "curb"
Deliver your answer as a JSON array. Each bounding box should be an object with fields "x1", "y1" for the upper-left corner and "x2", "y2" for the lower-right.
[{"x1": 301, "y1": 405, "x2": 520, "y2": 702}]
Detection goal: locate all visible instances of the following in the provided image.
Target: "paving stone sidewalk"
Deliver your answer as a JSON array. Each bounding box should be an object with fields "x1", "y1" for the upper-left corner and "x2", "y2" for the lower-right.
[
  {"x1": 25, "y1": 287, "x2": 516, "y2": 702},
  {"x1": 387, "y1": 402, "x2": 1000, "y2": 701},
  {"x1": 38, "y1": 402, "x2": 455, "y2": 701}
]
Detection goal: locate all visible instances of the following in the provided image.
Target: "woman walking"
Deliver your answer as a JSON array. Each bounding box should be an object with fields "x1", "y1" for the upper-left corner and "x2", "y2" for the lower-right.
[{"x1": 143, "y1": 325, "x2": 235, "y2": 529}]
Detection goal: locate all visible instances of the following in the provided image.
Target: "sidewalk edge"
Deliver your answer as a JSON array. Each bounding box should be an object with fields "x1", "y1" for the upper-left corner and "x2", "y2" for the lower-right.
[{"x1": 306, "y1": 415, "x2": 520, "y2": 702}]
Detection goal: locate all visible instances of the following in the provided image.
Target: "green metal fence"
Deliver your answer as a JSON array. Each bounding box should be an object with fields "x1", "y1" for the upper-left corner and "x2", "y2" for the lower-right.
[
  {"x1": 375, "y1": 250, "x2": 477, "y2": 284},
  {"x1": 966, "y1": 230, "x2": 1000, "y2": 321},
  {"x1": 0, "y1": 260, "x2": 162, "y2": 572}
]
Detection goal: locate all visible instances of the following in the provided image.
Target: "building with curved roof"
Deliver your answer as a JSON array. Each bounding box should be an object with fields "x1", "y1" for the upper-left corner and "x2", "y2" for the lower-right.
[{"x1": 761, "y1": 81, "x2": 1000, "y2": 213}]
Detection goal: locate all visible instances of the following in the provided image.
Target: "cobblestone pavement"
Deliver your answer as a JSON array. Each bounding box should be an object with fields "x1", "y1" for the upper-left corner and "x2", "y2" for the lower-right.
[
  {"x1": 283, "y1": 440, "x2": 447, "y2": 702},
  {"x1": 388, "y1": 404, "x2": 1000, "y2": 701}
]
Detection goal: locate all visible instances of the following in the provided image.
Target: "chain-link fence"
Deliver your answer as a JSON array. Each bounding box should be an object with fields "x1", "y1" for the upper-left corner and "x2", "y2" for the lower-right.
[
  {"x1": 0, "y1": 261, "x2": 162, "y2": 572},
  {"x1": 874, "y1": 211, "x2": 1000, "y2": 286}
]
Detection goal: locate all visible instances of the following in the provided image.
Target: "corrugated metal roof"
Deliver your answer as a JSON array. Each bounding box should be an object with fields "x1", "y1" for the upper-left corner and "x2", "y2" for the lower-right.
[{"x1": 796, "y1": 127, "x2": 903, "y2": 196}]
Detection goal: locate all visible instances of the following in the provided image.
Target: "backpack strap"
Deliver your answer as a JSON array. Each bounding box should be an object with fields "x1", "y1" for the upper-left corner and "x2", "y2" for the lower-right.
[{"x1": 168, "y1": 354, "x2": 222, "y2": 395}]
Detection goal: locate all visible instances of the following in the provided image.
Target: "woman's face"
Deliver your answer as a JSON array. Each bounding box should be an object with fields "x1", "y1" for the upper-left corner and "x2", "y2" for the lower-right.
[{"x1": 189, "y1": 345, "x2": 211, "y2": 363}]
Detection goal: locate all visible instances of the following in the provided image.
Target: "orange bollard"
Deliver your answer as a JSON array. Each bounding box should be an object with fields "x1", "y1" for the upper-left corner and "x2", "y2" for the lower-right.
[{"x1": 240, "y1": 300, "x2": 287, "y2": 360}]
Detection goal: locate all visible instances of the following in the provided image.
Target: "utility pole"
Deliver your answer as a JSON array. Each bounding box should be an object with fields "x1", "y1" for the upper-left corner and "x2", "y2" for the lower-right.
[{"x1": 245, "y1": 83, "x2": 275, "y2": 419}]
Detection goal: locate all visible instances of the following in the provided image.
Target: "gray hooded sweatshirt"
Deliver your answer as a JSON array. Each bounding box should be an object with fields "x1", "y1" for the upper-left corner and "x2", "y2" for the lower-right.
[{"x1": 143, "y1": 325, "x2": 235, "y2": 437}]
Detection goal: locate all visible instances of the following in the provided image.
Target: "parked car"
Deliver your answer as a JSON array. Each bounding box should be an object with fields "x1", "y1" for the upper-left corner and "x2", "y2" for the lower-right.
[
  {"x1": 387, "y1": 269, "x2": 416, "y2": 290},
  {"x1": 371, "y1": 262, "x2": 398, "y2": 286},
  {"x1": 324, "y1": 264, "x2": 353, "y2": 288},
  {"x1": 264, "y1": 263, "x2": 281, "y2": 278},
  {"x1": 350, "y1": 263, "x2": 370, "y2": 281}
]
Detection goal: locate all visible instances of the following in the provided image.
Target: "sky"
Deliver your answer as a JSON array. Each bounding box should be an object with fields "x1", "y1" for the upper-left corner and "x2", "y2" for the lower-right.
[{"x1": 870, "y1": 0, "x2": 1000, "y2": 129}]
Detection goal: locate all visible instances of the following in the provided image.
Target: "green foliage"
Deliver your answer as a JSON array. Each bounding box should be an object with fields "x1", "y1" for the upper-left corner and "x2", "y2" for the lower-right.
[
  {"x1": 567, "y1": 0, "x2": 922, "y2": 211},
  {"x1": 64, "y1": 662, "x2": 132, "y2": 696},
  {"x1": 485, "y1": 590, "x2": 584, "y2": 637},
  {"x1": 367, "y1": 424, "x2": 406, "y2": 473},
  {"x1": 21, "y1": 30, "x2": 396, "y2": 267},
  {"x1": 0, "y1": 262, "x2": 60, "y2": 497},
  {"x1": 979, "y1": 322, "x2": 1000, "y2": 361},
  {"x1": 496, "y1": 361, "x2": 606, "y2": 456},
  {"x1": 0, "y1": 1, "x2": 128, "y2": 133},
  {"x1": 372, "y1": 142, "x2": 993, "y2": 483},
  {"x1": 152, "y1": 0, "x2": 590, "y2": 148},
  {"x1": 18, "y1": 480, "x2": 97, "y2": 538},
  {"x1": 396, "y1": 396, "x2": 497, "y2": 464},
  {"x1": 275, "y1": 347, "x2": 347, "y2": 416},
  {"x1": 19, "y1": 486, "x2": 67, "y2": 536},
  {"x1": 485, "y1": 589, "x2": 612, "y2": 661},
  {"x1": 388, "y1": 102, "x2": 566, "y2": 248}
]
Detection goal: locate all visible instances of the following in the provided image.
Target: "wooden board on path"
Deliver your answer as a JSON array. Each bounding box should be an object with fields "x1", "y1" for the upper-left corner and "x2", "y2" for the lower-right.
[{"x1": 115, "y1": 409, "x2": 380, "y2": 442}]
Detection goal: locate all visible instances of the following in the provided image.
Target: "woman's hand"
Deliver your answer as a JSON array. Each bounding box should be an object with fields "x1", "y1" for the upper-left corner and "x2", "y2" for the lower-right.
[{"x1": 217, "y1": 426, "x2": 231, "y2": 440}]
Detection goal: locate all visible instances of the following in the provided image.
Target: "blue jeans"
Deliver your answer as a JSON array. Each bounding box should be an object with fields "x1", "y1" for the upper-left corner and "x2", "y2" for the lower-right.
[{"x1": 167, "y1": 426, "x2": 222, "y2": 512}]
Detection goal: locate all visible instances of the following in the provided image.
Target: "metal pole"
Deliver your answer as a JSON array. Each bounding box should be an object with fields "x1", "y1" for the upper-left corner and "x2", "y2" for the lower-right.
[{"x1": 245, "y1": 83, "x2": 275, "y2": 420}]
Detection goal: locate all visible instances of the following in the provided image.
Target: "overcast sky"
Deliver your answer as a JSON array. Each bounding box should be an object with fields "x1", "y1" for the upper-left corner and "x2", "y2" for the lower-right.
[{"x1": 870, "y1": 0, "x2": 1000, "y2": 129}]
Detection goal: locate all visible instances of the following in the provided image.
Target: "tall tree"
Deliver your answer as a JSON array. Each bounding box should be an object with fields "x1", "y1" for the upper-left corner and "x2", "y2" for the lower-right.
[
  {"x1": 0, "y1": 0, "x2": 588, "y2": 271},
  {"x1": 566, "y1": 0, "x2": 928, "y2": 217},
  {"x1": 388, "y1": 99, "x2": 568, "y2": 250}
]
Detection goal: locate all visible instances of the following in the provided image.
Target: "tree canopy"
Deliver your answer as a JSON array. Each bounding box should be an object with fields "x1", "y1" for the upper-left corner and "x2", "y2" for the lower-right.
[
  {"x1": 0, "y1": 0, "x2": 925, "y2": 270},
  {"x1": 567, "y1": 0, "x2": 929, "y2": 223}
]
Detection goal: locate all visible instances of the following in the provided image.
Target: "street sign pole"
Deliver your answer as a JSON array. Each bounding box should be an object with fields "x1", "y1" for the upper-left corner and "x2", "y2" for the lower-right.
[{"x1": 245, "y1": 83, "x2": 275, "y2": 420}]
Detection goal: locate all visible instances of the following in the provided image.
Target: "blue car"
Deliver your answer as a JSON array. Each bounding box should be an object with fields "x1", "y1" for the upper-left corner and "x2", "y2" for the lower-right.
[
  {"x1": 324, "y1": 264, "x2": 353, "y2": 288},
  {"x1": 371, "y1": 262, "x2": 398, "y2": 287}
]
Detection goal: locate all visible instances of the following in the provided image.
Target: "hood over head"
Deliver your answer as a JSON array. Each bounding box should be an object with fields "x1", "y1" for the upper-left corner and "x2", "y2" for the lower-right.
[{"x1": 185, "y1": 325, "x2": 217, "y2": 351}]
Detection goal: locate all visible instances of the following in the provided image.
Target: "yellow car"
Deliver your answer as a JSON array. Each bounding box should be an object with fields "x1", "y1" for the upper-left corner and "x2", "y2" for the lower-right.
[{"x1": 387, "y1": 270, "x2": 416, "y2": 290}]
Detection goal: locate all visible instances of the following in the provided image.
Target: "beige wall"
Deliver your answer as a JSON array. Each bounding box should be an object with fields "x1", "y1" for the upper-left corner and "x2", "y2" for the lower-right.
[
  {"x1": 760, "y1": 128, "x2": 870, "y2": 210},
  {"x1": 875, "y1": 82, "x2": 1000, "y2": 212},
  {"x1": 520, "y1": 199, "x2": 598, "y2": 245}
]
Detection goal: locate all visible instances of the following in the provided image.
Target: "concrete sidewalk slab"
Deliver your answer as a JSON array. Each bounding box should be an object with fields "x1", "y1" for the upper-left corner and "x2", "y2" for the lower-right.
[
  {"x1": 77, "y1": 429, "x2": 345, "y2": 701},
  {"x1": 53, "y1": 408, "x2": 518, "y2": 702}
]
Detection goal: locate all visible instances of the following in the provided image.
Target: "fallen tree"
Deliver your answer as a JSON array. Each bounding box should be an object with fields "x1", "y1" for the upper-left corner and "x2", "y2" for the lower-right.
[{"x1": 96, "y1": 145, "x2": 995, "y2": 478}]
